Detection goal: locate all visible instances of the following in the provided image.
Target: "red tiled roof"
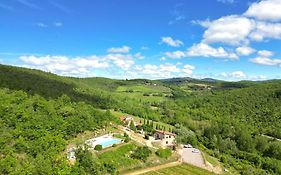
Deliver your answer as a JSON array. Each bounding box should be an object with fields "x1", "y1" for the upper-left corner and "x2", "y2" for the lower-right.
[
  {"x1": 119, "y1": 116, "x2": 126, "y2": 121},
  {"x1": 155, "y1": 130, "x2": 176, "y2": 136}
]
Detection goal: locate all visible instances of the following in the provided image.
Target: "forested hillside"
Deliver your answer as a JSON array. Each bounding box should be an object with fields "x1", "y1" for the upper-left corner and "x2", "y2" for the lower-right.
[
  {"x1": 1, "y1": 64, "x2": 281, "y2": 174},
  {"x1": 0, "y1": 88, "x2": 118, "y2": 174},
  {"x1": 166, "y1": 81, "x2": 281, "y2": 174}
]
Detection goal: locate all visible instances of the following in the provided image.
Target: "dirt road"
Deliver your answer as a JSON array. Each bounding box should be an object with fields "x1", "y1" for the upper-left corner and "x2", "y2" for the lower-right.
[{"x1": 122, "y1": 161, "x2": 182, "y2": 175}]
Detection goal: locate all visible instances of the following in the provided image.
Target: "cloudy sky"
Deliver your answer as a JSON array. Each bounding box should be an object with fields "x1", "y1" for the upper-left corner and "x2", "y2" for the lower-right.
[{"x1": 0, "y1": 0, "x2": 281, "y2": 80}]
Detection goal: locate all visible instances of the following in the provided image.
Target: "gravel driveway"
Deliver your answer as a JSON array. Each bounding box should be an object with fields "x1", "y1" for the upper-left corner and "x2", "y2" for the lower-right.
[{"x1": 181, "y1": 148, "x2": 206, "y2": 169}]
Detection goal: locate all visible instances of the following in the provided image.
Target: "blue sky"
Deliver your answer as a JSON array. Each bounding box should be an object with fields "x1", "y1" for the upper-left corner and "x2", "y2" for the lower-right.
[{"x1": 0, "y1": 0, "x2": 281, "y2": 80}]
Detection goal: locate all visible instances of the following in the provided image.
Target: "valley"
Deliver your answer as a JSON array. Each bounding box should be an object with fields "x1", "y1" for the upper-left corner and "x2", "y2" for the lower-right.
[{"x1": 0, "y1": 64, "x2": 281, "y2": 174}]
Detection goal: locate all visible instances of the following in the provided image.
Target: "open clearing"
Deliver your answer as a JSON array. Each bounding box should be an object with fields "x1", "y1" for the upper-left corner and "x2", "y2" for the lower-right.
[{"x1": 140, "y1": 163, "x2": 216, "y2": 175}]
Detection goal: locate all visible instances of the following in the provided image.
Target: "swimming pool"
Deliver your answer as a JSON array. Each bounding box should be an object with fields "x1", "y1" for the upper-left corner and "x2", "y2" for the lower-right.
[
  {"x1": 100, "y1": 138, "x2": 121, "y2": 148},
  {"x1": 86, "y1": 135, "x2": 122, "y2": 149}
]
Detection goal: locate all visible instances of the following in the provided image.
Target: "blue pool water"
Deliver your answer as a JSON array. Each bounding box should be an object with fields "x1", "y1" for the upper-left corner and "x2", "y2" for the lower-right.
[{"x1": 100, "y1": 138, "x2": 121, "y2": 148}]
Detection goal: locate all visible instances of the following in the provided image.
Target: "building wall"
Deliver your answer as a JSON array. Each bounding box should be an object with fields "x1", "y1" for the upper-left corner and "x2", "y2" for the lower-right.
[
  {"x1": 154, "y1": 132, "x2": 175, "y2": 146},
  {"x1": 154, "y1": 132, "x2": 165, "y2": 140},
  {"x1": 161, "y1": 135, "x2": 175, "y2": 146}
]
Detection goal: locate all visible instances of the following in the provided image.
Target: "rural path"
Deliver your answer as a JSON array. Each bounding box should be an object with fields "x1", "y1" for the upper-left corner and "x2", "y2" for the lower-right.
[
  {"x1": 261, "y1": 134, "x2": 281, "y2": 142},
  {"x1": 119, "y1": 126, "x2": 157, "y2": 149},
  {"x1": 122, "y1": 161, "x2": 182, "y2": 175}
]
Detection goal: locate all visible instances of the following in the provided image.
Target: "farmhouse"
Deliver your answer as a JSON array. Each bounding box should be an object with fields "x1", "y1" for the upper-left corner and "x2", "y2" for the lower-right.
[
  {"x1": 119, "y1": 116, "x2": 133, "y2": 122},
  {"x1": 153, "y1": 130, "x2": 176, "y2": 146},
  {"x1": 119, "y1": 116, "x2": 140, "y2": 127}
]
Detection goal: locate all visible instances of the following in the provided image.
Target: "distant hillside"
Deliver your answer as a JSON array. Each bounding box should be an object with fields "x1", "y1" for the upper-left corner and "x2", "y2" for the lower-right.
[{"x1": 0, "y1": 64, "x2": 116, "y2": 108}]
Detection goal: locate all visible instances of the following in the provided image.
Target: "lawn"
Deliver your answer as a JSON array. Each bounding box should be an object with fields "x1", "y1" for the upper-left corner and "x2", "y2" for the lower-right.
[
  {"x1": 143, "y1": 163, "x2": 216, "y2": 175},
  {"x1": 98, "y1": 143, "x2": 141, "y2": 171}
]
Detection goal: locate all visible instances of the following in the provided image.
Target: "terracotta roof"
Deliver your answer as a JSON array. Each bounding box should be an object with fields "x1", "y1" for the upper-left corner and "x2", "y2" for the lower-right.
[
  {"x1": 155, "y1": 130, "x2": 176, "y2": 136},
  {"x1": 119, "y1": 116, "x2": 126, "y2": 121},
  {"x1": 119, "y1": 116, "x2": 133, "y2": 122}
]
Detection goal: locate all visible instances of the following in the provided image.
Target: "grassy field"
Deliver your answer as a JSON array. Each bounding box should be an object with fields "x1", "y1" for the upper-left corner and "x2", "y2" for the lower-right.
[
  {"x1": 98, "y1": 143, "x2": 141, "y2": 171},
  {"x1": 116, "y1": 84, "x2": 171, "y2": 93},
  {"x1": 143, "y1": 163, "x2": 216, "y2": 175},
  {"x1": 115, "y1": 84, "x2": 172, "y2": 103},
  {"x1": 117, "y1": 91, "x2": 167, "y2": 102},
  {"x1": 98, "y1": 142, "x2": 179, "y2": 173}
]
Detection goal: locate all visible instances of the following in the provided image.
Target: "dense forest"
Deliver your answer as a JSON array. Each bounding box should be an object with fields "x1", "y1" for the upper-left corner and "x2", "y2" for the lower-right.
[{"x1": 1, "y1": 64, "x2": 281, "y2": 174}]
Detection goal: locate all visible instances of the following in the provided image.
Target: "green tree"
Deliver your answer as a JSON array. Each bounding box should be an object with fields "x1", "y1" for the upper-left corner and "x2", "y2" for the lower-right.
[
  {"x1": 131, "y1": 146, "x2": 152, "y2": 162},
  {"x1": 129, "y1": 121, "x2": 137, "y2": 132},
  {"x1": 94, "y1": 145, "x2": 103, "y2": 151}
]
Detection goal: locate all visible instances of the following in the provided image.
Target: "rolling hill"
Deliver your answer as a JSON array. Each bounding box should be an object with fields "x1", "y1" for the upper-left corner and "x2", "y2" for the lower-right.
[{"x1": 1, "y1": 64, "x2": 281, "y2": 174}]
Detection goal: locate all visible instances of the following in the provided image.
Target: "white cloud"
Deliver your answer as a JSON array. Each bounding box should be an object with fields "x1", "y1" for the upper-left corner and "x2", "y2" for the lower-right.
[
  {"x1": 258, "y1": 50, "x2": 274, "y2": 57},
  {"x1": 220, "y1": 71, "x2": 246, "y2": 79},
  {"x1": 250, "y1": 57, "x2": 281, "y2": 66},
  {"x1": 191, "y1": 19, "x2": 212, "y2": 28},
  {"x1": 248, "y1": 49, "x2": 281, "y2": 67},
  {"x1": 134, "y1": 52, "x2": 145, "y2": 60},
  {"x1": 161, "y1": 37, "x2": 184, "y2": 47},
  {"x1": 160, "y1": 64, "x2": 181, "y2": 73},
  {"x1": 220, "y1": 71, "x2": 267, "y2": 80},
  {"x1": 244, "y1": 0, "x2": 281, "y2": 22},
  {"x1": 104, "y1": 54, "x2": 135, "y2": 70},
  {"x1": 250, "y1": 49, "x2": 281, "y2": 66},
  {"x1": 168, "y1": 3, "x2": 186, "y2": 25},
  {"x1": 192, "y1": 3, "x2": 281, "y2": 46},
  {"x1": 54, "y1": 22, "x2": 63, "y2": 27},
  {"x1": 186, "y1": 43, "x2": 238, "y2": 60},
  {"x1": 160, "y1": 57, "x2": 166, "y2": 61},
  {"x1": 36, "y1": 22, "x2": 47, "y2": 27},
  {"x1": 217, "y1": 0, "x2": 235, "y2": 4},
  {"x1": 19, "y1": 55, "x2": 109, "y2": 76},
  {"x1": 252, "y1": 75, "x2": 267, "y2": 80},
  {"x1": 182, "y1": 64, "x2": 195, "y2": 75},
  {"x1": 230, "y1": 71, "x2": 246, "y2": 78},
  {"x1": 165, "y1": 51, "x2": 186, "y2": 59},
  {"x1": 127, "y1": 63, "x2": 195, "y2": 79},
  {"x1": 236, "y1": 46, "x2": 256, "y2": 56},
  {"x1": 249, "y1": 21, "x2": 281, "y2": 41},
  {"x1": 19, "y1": 52, "x2": 140, "y2": 76},
  {"x1": 107, "y1": 46, "x2": 131, "y2": 53},
  {"x1": 202, "y1": 15, "x2": 255, "y2": 45}
]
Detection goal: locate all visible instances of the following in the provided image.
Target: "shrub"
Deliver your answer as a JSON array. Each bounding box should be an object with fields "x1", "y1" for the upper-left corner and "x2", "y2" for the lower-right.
[
  {"x1": 94, "y1": 144, "x2": 103, "y2": 151},
  {"x1": 124, "y1": 136, "x2": 131, "y2": 143},
  {"x1": 143, "y1": 93, "x2": 150, "y2": 96},
  {"x1": 156, "y1": 148, "x2": 172, "y2": 159},
  {"x1": 112, "y1": 144, "x2": 117, "y2": 147},
  {"x1": 131, "y1": 146, "x2": 152, "y2": 162}
]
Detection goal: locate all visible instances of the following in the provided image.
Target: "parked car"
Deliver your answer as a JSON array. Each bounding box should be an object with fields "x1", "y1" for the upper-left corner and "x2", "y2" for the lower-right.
[
  {"x1": 192, "y1": 148, "x2": 200, "y2": 153},
  {"x1": 183, "y1": 144, "x2": 193, "y2": 148}
]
